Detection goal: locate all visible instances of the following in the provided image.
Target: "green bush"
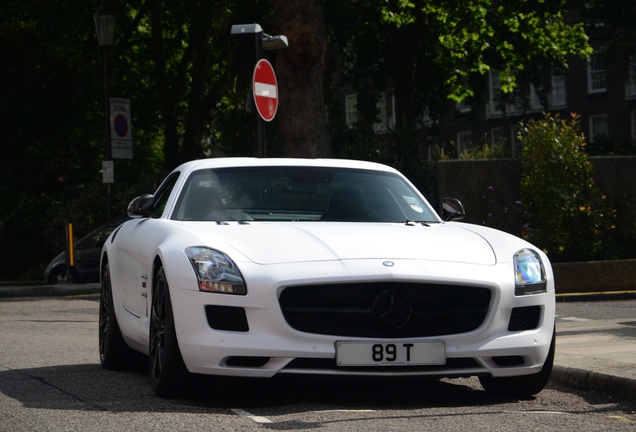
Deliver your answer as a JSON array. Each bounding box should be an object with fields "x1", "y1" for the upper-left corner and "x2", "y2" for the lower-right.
[{"x1": 519, "y1": 113, "x2": 613, "y2": 262}]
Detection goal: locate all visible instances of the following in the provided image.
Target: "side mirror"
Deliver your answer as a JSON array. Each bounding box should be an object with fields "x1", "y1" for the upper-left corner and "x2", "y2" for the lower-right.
[
  {"x1": 442, "y1": 197, "x2": 465, "y2": 222},
  {"x1": 127, "y1": 194, "x2": 156, "y2": 218}
]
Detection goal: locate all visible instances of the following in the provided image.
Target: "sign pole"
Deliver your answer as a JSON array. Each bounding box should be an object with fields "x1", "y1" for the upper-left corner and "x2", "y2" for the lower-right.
[
  {"x1": 230, "y1": 24, "x2": 287, "y2": 159},
  {"x1": 102, "y1": 44, "x2": 112, "y2": 221},
  {"x1": 255, "y1": 32, "x2": 265, "y2": 158}
]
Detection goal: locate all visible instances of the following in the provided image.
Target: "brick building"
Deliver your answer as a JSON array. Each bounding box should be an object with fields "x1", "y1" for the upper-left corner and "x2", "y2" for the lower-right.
[{"x1": 339, "y1": 11, "x2": 636, "y2": 159}]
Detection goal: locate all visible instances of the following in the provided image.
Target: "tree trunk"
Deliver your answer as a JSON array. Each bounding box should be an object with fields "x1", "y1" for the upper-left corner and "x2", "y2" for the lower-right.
[
  {"x1": 180, "y1": 3, "x2": 212, "y2": 163},
  {"x1": 273, "y1": 0, "x2": 330, "y2": 157},
  {"x1": 388, "y1": 21, "x2": 426, "y2": 130}
]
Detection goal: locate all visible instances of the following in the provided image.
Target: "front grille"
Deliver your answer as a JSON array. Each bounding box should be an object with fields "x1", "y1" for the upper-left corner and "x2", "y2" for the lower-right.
[
  {"x1": 279, "y1": 282, "x2": 491, "y2": 338},
  {"x1": 508, "y1": 306, "x2": 541, "y2": 331},
  {"x1": 205, "y1": 305, "x2": 249, "y2": 332}
]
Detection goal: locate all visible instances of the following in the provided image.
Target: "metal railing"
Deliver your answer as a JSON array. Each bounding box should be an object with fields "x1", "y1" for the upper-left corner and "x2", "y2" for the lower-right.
[{"x1": 0, "y1": 222, "x2": 96, "y2": 282}]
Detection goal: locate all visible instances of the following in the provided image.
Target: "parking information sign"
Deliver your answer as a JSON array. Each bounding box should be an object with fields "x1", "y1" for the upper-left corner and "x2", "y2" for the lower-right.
[
  {"x1": 102, "y1": 160, "x2": 114, "y2": 184},
  {"x1": 109, "y1": 98, "x2": 133, "y2": 159}
]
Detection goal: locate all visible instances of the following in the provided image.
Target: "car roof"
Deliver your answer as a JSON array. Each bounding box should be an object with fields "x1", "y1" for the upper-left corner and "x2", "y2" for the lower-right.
[{"x1": 172, "y1": 158, "x2": 401, "y2": 176}]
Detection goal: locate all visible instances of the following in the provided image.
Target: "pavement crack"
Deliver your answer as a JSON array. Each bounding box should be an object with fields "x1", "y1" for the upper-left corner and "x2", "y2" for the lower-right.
[{"x1": 12, "y1": 368, "x2": 108, "y2": 412}]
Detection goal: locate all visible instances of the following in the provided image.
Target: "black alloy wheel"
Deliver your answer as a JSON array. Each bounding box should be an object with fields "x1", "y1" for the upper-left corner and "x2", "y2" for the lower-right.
[
  {"x1": 149, "y1": 266, "x2": 189, "y2": 397},
  {"x1": 99, "y1": 262, "x2": 131, "y2": 369}
]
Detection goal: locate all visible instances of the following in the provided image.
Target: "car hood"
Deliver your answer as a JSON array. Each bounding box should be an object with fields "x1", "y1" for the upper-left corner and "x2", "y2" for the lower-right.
[{"x1": 181, "y1": 222, "x2": 496, "y2": 266}]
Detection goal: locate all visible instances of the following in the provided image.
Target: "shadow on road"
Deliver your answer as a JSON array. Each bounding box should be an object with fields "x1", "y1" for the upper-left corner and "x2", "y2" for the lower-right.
[{"x1": 0, "y1": 363, "x2": 518, "y2": 413}]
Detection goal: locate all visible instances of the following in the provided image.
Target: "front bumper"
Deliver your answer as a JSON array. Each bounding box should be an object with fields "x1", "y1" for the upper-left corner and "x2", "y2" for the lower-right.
[{"x1": 168, "y1": 258, "x2": 555, "y2": 379}]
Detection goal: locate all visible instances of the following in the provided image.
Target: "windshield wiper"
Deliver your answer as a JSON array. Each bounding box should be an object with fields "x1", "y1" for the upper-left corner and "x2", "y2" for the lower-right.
[{"x1": 404, "y1": 220, "x2": 431, "y2": 227}]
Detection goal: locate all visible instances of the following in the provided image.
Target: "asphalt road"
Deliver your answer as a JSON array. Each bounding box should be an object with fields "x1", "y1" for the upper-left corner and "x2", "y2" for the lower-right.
[{"x1": 0, "y1": 295, "x2": 635, "y2": 431}]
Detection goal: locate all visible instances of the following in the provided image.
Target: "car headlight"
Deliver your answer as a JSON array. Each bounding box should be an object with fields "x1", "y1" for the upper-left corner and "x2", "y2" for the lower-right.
[
  {"x1": 185, "y1": 247, "x2": 247, "y2": 294},
  {"x1": 514, "y1": 248, "x2": 546, "y2": 296}
]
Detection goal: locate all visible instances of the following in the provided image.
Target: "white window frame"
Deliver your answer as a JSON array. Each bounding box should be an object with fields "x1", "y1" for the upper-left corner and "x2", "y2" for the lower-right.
[
  {"x1": 491, "y1": 127, "x2": 504, "y2": 146},
  {"x1": 589, "y1": 114, "x2": 609, "y2": 143},
  {"x1": 422, "y1": 107, "x2": 438, "y2": 127},
  {"x1": 626, "y1": 55, "x2": 636, "y2": 100},
  {"x1": 427, "y1": 137, "x2": 441, "y2": 161},
  {"x1": 456, "y1": 100, "x2": 471, "y2": 113},
  {"x1": 529, "y1": 74, "x2": 567, "y2": 110},
  {"x1": 345, "y1": 94, "x2": 357, "y2": 128},
  {"x1": 486, "y1": 70, "x2": 503, "y2": 118},
  {"x1": 551, "y1": 74, "x2": 567, "y2": 108},
  {"x1": 457, "y1": 131, "x2": 473, "y2": 156},
  {"x1": 588, "y1": 53, "x2": 607, "y2": 93},
  {"x1": 373, "y1": 92, "x2": 395, "y2": 133}
]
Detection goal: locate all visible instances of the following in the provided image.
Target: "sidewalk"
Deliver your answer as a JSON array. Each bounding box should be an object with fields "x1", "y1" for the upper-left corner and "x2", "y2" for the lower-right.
[
  {"x1": 552, "y1": 313, "x2": 636, "y2": 403},
  {"x1": 1, "y1": 283, "x2": 635, "y2": 403}
]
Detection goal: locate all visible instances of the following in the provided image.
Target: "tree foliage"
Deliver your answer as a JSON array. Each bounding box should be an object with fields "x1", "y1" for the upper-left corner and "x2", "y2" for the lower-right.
[
  {"x1": 519, "y1": 114, "x2": 612, "y2": 262},
  {"x1": 322, "y1": 0, "x2": 591, "y2": 189},
  {"x1": 0, "y1": 0, "x2": 595, "y2": 233}
]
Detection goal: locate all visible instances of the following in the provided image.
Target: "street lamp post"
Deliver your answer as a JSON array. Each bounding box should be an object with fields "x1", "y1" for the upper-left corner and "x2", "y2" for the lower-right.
[
  {"x1": 94, "y1": 7, "x2": 115, "y2": 219},
  {"x1": 231, "y1": 24, "x2": 288, "y2": 158}
]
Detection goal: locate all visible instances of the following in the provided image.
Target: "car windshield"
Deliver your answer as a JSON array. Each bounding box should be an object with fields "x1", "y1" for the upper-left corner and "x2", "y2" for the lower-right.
[{"x1": 171, "y1": 166, "x2": 438, "y2": 223}]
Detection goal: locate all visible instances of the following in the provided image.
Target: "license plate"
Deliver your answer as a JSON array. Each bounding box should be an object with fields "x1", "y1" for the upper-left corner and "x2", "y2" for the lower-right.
[{"x1": 336, "y1": 341, "x2": 445, "y2": 366}]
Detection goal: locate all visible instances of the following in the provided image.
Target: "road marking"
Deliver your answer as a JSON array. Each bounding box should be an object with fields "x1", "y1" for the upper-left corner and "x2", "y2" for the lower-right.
[
  {"x1": 609, "y1": 415, "x2": 635, "y2": 423},
  {"x1": 557, "y1": 316, "x2": 591, "y2": 322},
  {"x1": 504, "y1": 410, "x2": 566, "y2": 415},
  {"x1": 320, "y1": 409, "x2": 376, "y2": 413},
  {"x1": 231, "y1": 408, "x2": 272, "y2": 423}
]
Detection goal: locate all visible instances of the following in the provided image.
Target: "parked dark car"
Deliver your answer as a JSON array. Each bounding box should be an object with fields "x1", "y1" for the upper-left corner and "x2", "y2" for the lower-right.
[{"x1": 44, "y1": 216, "x2": 130, "y2": 284}]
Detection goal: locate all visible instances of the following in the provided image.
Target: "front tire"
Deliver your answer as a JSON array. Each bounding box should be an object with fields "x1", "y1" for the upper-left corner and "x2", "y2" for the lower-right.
[
  {"x1": 47, "y1": 266, "x2": 69, "y2": 284},
  {"x1": 99, "y1": 262, "x2": 133, "y2": 369},
  {"x1": 479, "y1": 329, "x2": 556, "y2": 399},
  {"x1": 149, "y1": 266, "x2": 190, "y2": 398}
]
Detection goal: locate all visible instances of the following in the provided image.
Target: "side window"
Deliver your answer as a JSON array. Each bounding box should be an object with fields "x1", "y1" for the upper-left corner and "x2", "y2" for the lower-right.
[{"x1": 153, "y1": 172, "x2": 180, "y2": 218}]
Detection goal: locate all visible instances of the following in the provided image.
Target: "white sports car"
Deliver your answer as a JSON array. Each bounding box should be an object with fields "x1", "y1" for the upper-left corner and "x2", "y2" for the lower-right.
[{"x1": 99, "y1": 157, "x2": 555, "y2": 398}]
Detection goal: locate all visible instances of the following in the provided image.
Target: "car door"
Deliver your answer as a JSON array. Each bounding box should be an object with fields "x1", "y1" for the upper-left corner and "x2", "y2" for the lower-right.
[{"x1": 114, "y1": 172, "x2": 181, "y2": 324}]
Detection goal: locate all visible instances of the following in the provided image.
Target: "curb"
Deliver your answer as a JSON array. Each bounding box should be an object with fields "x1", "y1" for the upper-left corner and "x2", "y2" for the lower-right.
[
  {"x1": 551, "y1": 365, "x2": 636, "y2": 403},
  {"x1": 556, "y1": 291, "x2": 636, "y2": 302},
  {"x1": 0, "y1": 283, "x2": 100, "y2": 298}
]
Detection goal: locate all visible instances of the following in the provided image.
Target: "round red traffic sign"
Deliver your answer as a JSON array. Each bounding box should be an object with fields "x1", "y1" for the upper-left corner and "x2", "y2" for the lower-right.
[
  {"x1": 114, "y1": 113, "x2": 128, "y2": 138},
  {"x1": 252, "y1": 59, "x2": 278, "y2": 122}
]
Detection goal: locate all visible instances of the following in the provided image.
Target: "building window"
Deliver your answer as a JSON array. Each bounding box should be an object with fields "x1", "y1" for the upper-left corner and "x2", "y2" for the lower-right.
[
  {"x1": 346, "y1": 93, "x2": 394, "y2": 131},
  {"x1": 530, "y1": 74, "x2": 567, "y2": 110},
  {"x1": 486, "y1": 70, "x2": 503, "y2": 118},
  {"x1": 422, "y1": 107, "x2": 435, "y2": 127},
  {"x1": 491, "y1": 127, "x2": 504, "y2": 145},
  {"x1": 345, "y1": 94, "x2": 357, "y2": 128},
  {"x1": 457, "y1": 131, "x2": 473, "y2": 155},
  {"x1": 551, "y1": 74, "x2": 567, "y2": 108},
  {"x1": 626, "y1": 55, "x2": 636, "y2": 100},
  {"x1": 511, "y1": 124, "x2": 523, "y2": 157},
  {"x1": 529, "y1": 85, "x2": 543, "y2": 111},
  {"x1": 589, "y1": 114, "x2": 608, "y2": 142},
  {"x1": 373, "y1": 92, "x2": 394, "y2": 133},
  {"x1": 456, "y1": 100, "x2": 471, "y2": 113},
  {"x1": 587, "y1": 53, "x2": 607, "y2": 93},
  {"x1": 427, "y1": 137, "x2": 441, "y2": 160}
]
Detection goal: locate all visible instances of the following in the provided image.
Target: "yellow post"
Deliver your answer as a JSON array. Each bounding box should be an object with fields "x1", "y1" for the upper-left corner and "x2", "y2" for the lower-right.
[{"x1": 67, "y1": 222, "x2": 75, "y2": 268}]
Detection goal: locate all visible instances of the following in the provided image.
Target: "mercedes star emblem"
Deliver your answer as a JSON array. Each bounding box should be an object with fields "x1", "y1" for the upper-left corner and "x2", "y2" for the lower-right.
[{"x1": 372, "y1": 290, "x2": 412, "y2": 330}]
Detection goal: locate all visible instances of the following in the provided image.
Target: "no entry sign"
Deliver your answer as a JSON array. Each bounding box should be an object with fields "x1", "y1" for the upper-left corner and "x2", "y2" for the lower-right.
[{"x1": 252, "y1": 59, "x2": 278, "y2": 122}]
